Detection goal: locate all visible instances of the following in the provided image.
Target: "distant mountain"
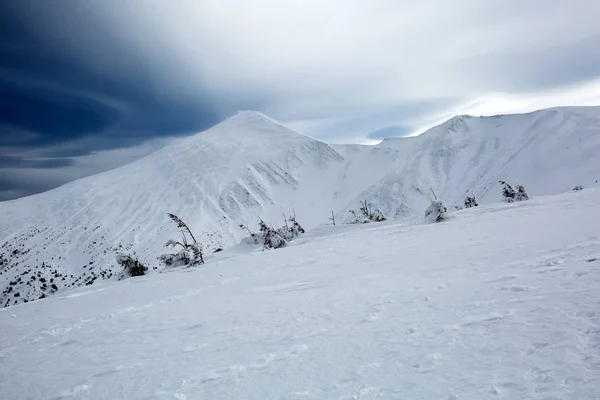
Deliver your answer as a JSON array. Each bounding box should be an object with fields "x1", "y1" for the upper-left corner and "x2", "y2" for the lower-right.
[
  {"x1": 2, "y1": 106, "x2": 599, "y2": 307},
  {"x1": 341, "y1": 106, "x2": 600, "y2": 218}
]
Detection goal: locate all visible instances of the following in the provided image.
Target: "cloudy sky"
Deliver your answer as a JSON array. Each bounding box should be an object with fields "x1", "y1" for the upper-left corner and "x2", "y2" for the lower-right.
[{"x1": 1, "y1": 0, "x2": 600, "y2": 201}]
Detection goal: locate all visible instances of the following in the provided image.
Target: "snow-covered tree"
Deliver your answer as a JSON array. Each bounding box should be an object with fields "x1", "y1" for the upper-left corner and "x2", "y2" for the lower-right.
[
  {"x1": 499, "y1": 181, "x2": 528, "y2": 202},
  {"x1": 160, "y1": 213, "x2": 204, "y2": 267},
  {"x1": 160, "y1": 241, "x2": 204, "y2": 267},
  {"x1": 241, "y1": 213, "x2": 306, "y2": 250},
  {"x1": 424, "y1": 200, "x2": 449, "y2": 223},
  {"x1": 515, "y1": 184, "x2": 529, "y2": 201},
  {"x1": 499, "y1": 181, "x2": 516, "y2": 202},
  {"x1": 347, "y1": 200, "x2": 387, "y2": 224},
  {"x1": 282, "y1": 211, "x2": 305, "y2": 241},
  {"x1": 116, "y1": 253, "x2": 147, "y2": 280},
  {"x1": 425, "y1": 189, "x2": 450, "y2": 223},
  {"x1": 464, "y1": 195, "x2": 478, "y2": 208}
]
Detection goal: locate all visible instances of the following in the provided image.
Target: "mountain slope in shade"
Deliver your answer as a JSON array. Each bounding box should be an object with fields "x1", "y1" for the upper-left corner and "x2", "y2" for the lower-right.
[{"x1": 1, "y1": 106, "x2": 600, "y2": 307}]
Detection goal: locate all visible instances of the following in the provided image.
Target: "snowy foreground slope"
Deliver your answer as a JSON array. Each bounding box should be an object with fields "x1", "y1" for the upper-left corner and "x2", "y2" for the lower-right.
[
  {"x1": 2, "y1": 189, "x2": 599, "y2": 399},
  {"x1": 1, "y1": 106, "x2": 600, "y2": 307}
]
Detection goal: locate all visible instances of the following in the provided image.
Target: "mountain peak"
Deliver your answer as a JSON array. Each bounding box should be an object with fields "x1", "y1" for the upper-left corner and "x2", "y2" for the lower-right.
[
  {"x1": 187, "y1": 110, "x2": 318, "y2": 151},
  {"x1": 217, "y1": 110, "x2": 288, "y2": 131}
]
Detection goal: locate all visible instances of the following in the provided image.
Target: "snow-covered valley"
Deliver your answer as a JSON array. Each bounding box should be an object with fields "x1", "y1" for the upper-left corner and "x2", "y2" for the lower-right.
[
  {"x1": 1, "y1": 106, "x2": 599, "y2": 307},
  {"x1": 2, "y1": 188, "x2": 599, "y2": 399}
]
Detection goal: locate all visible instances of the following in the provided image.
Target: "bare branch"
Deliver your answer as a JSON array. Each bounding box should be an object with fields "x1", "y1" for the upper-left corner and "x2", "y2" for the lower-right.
[
  {"x1": 430, "y1": 188, "x2": 438, "y2": 201},
  {"x1": 167, "y1": 213, "x2": 197, "y2": 243}
]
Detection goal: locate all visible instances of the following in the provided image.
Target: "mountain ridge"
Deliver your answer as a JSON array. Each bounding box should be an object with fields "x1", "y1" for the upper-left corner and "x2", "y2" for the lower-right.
[{"x1": 1, "y1": 105, "x2": 599, "y2": 307}]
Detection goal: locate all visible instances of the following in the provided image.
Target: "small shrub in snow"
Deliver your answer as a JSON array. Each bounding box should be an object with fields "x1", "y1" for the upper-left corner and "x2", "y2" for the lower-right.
[
  {"x1": 347, "y1": 200, "x2": 387, "y2": 224},
  {"x1": 369, "y1": 208, "x2": 387, "y2": 222},
  {"x1": 160, "y1": 213, "x2": 204, "y2": 267},
  {"x1": 425, "y1": 200, "x2": 449, "y2": 223},
  {"x1": 281, "y1": 211, "x2": 305, "y2": 240},
  {"x1": 117, "y1": 253, "x2": 147, "y2": 280},
  {"x1": 499, "y1": 181, "x2": 529, "y2": 203},
  {"x1": 499, "y1": 181, "x2": 516, "y2": 202},
  {"x1": 514, "y1": 184, "x2": 529, "y2": 201},
  {"x1": 258, "y1": 219, "x2": 287, "y2": 250},
  {"x1": 573, "y1": 185, "x2": 583, "y2": 191},
  {"x1": 424, "y1": 189, "x2": 449, "y2": 223},
  {"x1": 160, "y1": 241, "x2": 204, "y2": 267},
  {"x1": 464, "y1": 195, "x2": 478, "y2": 208},
  {"x1": 241, "y1": 213, "x2": 305, "y2": 250}
]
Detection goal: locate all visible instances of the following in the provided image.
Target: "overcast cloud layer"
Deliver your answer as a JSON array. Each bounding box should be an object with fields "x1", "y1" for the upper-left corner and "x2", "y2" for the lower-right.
[{"x1": 1, "y1": 0, "x2": 600, "y2": 200}]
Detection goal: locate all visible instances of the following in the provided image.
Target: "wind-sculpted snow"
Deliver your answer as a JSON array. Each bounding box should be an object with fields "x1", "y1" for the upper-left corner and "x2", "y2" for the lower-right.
[
  {"x1": 1, "y1": 189, "x2": 599, "y2": 399},
  {"x1": 1, "y1": 107, "x2": 600, "y2": 306}
]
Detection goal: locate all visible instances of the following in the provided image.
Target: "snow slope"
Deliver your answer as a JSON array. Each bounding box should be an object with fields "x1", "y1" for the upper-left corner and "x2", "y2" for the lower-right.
[
  {"x1": 0, "y1": 111, "x2": 354, "y2": 307},
  {"x1": 1, "y1": 189, "x2": 599, "y2": 399},
  {"x1": 344, "y1": 106, "x2": 600, "y2": 218},
  {"x1": 1, "y1": 106, "x2": 600, "y2": 306}
]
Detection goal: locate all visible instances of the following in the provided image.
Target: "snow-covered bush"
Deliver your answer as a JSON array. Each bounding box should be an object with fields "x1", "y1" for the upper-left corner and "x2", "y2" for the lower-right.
[
  {"x1": 573, "y1": 185, "x2": 584, "y2": 191},
  {"x1": 258, "y1": 219, "x2": 287, "y2": 249},
  {"x1": 499, "y1": 181, "x2": 529, "y2": 202},
  {"x1": 160, "y1": 213, "x2": 204, "y2": 267},
  {"x1": 464, "y1": 195, "x2": 478, "y2": 208},
  {"x1": 160, "y1": 241, "x2": 204, "y2": 267},
  {"x1": 347, "y1": 200, "x2": 387, "y2": 224},
  {"x1": 424, "y1": 200, "x2": 449, "y2": 223},
  {"x1": 116, "y1": 253, "x2": 147, "y2": 280},
  {"x1": 515, "y1": 184, "x2": 529, "y2": 201},
  {"x1": 240, "y1": 213, "x2": 305, "y2": 250},
  {"x1": 499, "y1": 181, "x2": 516, "y2": 202},
  {"x1": 424, "y1": 189, "x2": 449, "y2": 223},
  {"x1": 280, "y1": 212, "x2": 305, "y2": 241}
]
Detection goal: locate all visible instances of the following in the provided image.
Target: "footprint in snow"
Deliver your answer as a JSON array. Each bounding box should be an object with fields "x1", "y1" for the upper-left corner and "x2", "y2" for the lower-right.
[
  {"x1": 56, "y1": 384, "x2": 91, "y2": 398},
  {"x1": 412, "y1": 353, "x2": 442, "y2": 373},
  {"x1": 489, "y1": 385, "x2": 502, "y2": 396},
  {"x1": 364, "y1": 306, "x2": 385, "y2": 322},
  {"x1": 501, "y1": 284, "x2": 535, "y2": 292},
  {"x1": 460, "y1": 311, "x2": 512, "y2": 328},
  {"x1": 525, "y1": 341, "x2": 550, "y2": 355}
]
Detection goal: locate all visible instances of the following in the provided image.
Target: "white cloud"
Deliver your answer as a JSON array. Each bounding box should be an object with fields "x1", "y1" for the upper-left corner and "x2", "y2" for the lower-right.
[
  {"x1": 411, "y1": 78, "x2": 600, "y2": 136},
  {"x1": 26, "y1": 0, "x2": 600, "y2": 139}
]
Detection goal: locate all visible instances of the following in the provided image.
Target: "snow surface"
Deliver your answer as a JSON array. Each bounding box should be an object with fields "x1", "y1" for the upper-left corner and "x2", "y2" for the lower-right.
[
  {"x1": 1, "y1": 106, "x2": 600, "y2": 306},
  {"x1": 1, "y1": 189, "x2": 600, "y2": 399}
]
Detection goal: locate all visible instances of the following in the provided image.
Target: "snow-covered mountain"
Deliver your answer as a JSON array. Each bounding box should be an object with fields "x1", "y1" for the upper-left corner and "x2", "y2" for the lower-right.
[
  {"x1": 1, "y1": 106, "x2": 599, "y2": 307},
  {"x1": 351, "y1": 107, "x2": 600, "y2": 217}
]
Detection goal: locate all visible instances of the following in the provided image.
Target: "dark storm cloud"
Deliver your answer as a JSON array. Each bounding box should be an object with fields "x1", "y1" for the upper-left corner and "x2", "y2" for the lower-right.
[
  {"x1": 0, "y1": 1, "x2": 226, "y2": 200},
  {"x1": 2, "y1": 0, "x2": 600, "y2": 201},
  {"x1": 0, "y1": 156, "x2": 74, "y2": 169},
  {"x1": 0, "y1": 1, "x2": 223, "y2": 152}
]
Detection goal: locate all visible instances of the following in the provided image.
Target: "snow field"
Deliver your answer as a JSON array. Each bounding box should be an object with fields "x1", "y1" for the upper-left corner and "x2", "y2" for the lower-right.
[{"x1": 1, "y1": 189, "x2": 599, "y2": 399}]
